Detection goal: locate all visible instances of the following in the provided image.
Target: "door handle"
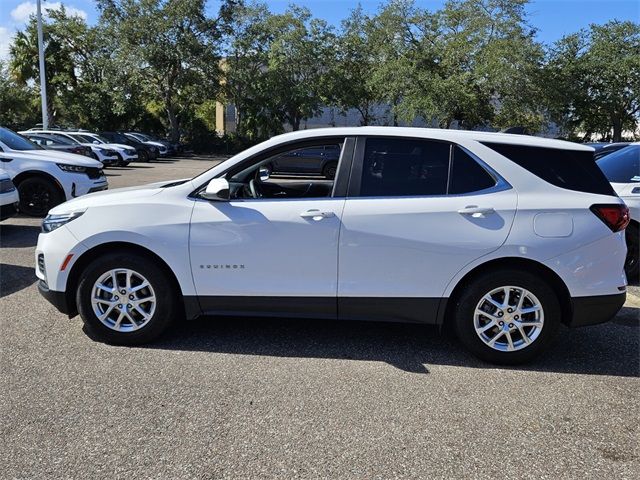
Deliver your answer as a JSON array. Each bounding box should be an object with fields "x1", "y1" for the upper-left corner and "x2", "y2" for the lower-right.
[
  {"x1": 457, "y1": 205, "x2": 495, "y2": 218},
  {"x1": 300, "y1": 209, "x2": 335, "y2": 220}
]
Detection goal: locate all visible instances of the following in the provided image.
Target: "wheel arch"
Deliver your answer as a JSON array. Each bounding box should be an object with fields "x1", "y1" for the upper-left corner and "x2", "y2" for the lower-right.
[
  {"x1": 442, "y1": 257, "x2": 573, "y2": 328},
  {"x1": 13, "y1": 170, "x2": 66, "y2": 198},
  {"x1": 65, "y1": 241, "x2": 197, "y2": 319}
]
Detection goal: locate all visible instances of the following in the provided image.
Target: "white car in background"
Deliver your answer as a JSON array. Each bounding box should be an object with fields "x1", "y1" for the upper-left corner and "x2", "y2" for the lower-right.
[
  {"x1": 0, "y1": 168, "x2": 19, "y2": 221},
  {"x1": 35, "y1": 127, "x2": 628, "y2": 364},
  {"x1": 68, "y1": 132, "x2": 138, "y2": 166},
  {"x1": 124, "y1": 132, "x2": 169, "y2": 157},
  {"x1": 23, "y1": 130, "x2": 120, "y2": 167},
  {"x1": 0, "y1": 127, "x2": 107, "y2": 216},
  {"x1": 597, "y1": 143, "x2": 640, "y2": 280}
]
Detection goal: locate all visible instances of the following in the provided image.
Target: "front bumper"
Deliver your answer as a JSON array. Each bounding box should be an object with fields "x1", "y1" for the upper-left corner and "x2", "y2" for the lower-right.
[
  {"x1": 38, "y1": 280, "x2": 75, "y2": 316},
  {"x1": 0, "y1": 201, "x2": 19, "y2": 220},
  {"x1": 569, "y1": 292, "x2": 626, "y2": 327}
]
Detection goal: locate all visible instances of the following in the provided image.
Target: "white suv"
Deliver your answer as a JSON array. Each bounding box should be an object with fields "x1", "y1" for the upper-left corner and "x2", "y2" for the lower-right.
[
  {"x1": 35, "y1": 127, "x2": 629, "y2": 364},
  {"x1": 0, "y1": 127, "x2": 108, "y2": 216}
]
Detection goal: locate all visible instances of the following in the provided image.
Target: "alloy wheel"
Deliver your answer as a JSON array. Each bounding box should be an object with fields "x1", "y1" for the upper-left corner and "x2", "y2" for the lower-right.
[
  {"x1": 91, "y1": 268, "x2": 156, "y2": 332},
  {"x1": 473, "y1": 286, "x2": 544, "y2": 352}
]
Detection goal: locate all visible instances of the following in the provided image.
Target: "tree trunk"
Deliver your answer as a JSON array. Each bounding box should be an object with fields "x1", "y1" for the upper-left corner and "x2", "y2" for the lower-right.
[
  {"x1": 291, "y1": 114, "x2": 300, "y2": 131},
  {"x1": 611, "y1": 116, "x2": 623, "y2": 142},
  {"x1": 166, "y1": 102, "x2": 180, "y2": 142}
]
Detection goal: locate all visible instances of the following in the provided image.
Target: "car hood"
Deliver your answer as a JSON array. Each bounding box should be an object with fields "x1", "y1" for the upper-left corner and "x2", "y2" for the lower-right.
[
  {"x1": 48, "y1": 178, "x2": 190, "y2": 213},
  {"x1": 9, "y1": 149, "x2": 103, "y2": 167}
]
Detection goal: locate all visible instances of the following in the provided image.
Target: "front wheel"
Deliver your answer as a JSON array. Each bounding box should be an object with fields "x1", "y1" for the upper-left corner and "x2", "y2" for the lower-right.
[
  {"x1": 76, "y1": 252, "x2": 177, "y2": 345},
  {"x1": 453, "y1": 269, "x2": 560, "y2": 364},
  {"x1": 138, "y1": 151, "x2": 148, "y2": 162},
  {"x1": 17, "y1": 176, "x2": 64, "y2": 217}
]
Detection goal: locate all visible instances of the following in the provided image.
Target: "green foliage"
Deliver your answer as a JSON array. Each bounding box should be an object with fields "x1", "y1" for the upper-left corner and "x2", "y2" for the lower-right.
[
  {"x1": 2, "y1": 0, "x2": 638, "y2": 148},
  {"x1": 544, "y1": 21, "x2": 640, "y2": 141}
]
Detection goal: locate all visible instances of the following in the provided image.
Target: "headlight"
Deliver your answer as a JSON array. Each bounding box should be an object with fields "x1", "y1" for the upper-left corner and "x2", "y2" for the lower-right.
[
  {"x1": 42, "y1": 211, "x2": 85, "y2": 233},
  {"x1": 57, "y1": 163, "x2": 87, "y2": 173}
]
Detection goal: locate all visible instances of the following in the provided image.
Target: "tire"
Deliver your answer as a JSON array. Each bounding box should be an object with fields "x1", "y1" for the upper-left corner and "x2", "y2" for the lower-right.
[
  {"x1": 322, "y1": 161, "x2": 338, "y2": 179},
  {"x1": 138, "y1": 151, "x2": 148, "y2": 162},
  {"x1": 76, "y1": 252, "x2": 177, "y2": 345},
  {"x1": 624, "y1": 222, "x2": 639, "y2": 283},
  {"x1": 17, "y1": 176, "x2": 64, "y2": 217},
  {"x1": 453, "y1": 269, "x2": 560, "y2": 364}
]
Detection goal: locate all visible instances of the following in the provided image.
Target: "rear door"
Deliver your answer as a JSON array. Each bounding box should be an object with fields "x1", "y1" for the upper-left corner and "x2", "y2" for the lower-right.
[{"x1": 337, "y1": 136, "x2": 517, "y2": 322}]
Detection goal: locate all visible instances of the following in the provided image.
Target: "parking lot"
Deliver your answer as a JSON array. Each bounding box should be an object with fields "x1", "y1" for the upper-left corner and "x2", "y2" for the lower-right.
[{"x1": 1, "y1": 156, "x2": 639, "y2": 478}]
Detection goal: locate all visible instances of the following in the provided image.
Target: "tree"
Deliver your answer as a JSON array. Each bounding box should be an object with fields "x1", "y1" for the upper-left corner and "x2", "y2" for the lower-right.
[
  {"x1": 9, "y1": 8, "x2": 79, "y2": 124},
  {"x1": 327, "y1": 6, "x2": 381, "y2": 125},
  {"x1": 223, "y1": 2, "x2": 284, "y2": 139},
  {"x1": 545, "y1": 21, "x2": 640, "y2": 141},
  {"x1": 96, "y1": 0, "x2": 233, "y2": 140},
  {"x1": 0, "y1": 62, "x2": 39, "y2": 129},
  {"x1": 265, "y1": 6, "x2": 335, "y2": 131}
]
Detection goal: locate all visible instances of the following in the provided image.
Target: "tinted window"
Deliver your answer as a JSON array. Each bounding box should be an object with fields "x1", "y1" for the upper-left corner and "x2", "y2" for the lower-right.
[
  {"x1": 449, "y1": 146, "x2": 497, "y2": 194},
  {"x1": 482, "y1": 142, "x2": 615, "y2": 196},
  {"x1": 0, "y1": 127, "x2": 38, "y2": 151},
  {"x1": 597, "y1": 145, "x2": 640, "y2": 183},
  {"x1": 360, "y1": 138, "x2": 450, "y2": 196}
]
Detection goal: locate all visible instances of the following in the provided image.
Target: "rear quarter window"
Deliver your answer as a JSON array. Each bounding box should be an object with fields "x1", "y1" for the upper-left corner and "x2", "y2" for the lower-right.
[{"x1": 482, "y1": 142, "x2": 615, "y2": 196}]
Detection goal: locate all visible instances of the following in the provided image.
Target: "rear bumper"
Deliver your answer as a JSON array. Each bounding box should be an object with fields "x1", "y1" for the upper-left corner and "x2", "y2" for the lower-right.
[
  {"x1": 38, "y1": 280, "x2": 75, "y2": 317},
  {"x1": 569, "y1": 292, "x2": 626, "y2": 327}
]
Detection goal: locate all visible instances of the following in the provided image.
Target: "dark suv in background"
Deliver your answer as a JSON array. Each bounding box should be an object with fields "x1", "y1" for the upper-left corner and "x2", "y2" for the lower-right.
[{"x1": 100, "y1": 131, "x2": 158, "y2": 161}]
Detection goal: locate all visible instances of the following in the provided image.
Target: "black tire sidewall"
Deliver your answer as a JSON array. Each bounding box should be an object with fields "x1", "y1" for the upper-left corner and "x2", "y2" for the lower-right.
[
  {"x1": 453, "y1": 269, "x2": 561, "y2": 364},
  {"x1": 17, "y1": 177, "x2": 63, "y2": 217},
  {"x1": 624, "y1": 223, "x2": 639, "y2": 282},
  {"x1": 76, "y1": 252, "x2": 176, "y2": 345}
]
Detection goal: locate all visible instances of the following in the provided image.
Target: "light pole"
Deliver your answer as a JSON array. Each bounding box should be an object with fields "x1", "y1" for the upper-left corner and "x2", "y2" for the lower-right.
[{"x1": 36, "y1": 0, "x2": 49, "y2": 128}]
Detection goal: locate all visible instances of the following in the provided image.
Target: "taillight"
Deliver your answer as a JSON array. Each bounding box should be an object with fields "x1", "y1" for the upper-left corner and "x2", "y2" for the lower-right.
[{"x1": 590, "y1": 204, "x2": 630, "y2": 232}]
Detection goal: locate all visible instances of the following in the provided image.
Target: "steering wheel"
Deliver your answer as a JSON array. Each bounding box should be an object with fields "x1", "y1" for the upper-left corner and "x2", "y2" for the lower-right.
[{"x1": 249, "y1": 179, "x2": 261, "y2": 199}]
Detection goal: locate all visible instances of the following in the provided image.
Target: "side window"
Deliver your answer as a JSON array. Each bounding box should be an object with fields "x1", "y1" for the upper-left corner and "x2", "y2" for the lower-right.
[
  {"x1": 228, "y1": 142, "x2": 344, "y2": 200},
  {"x1": 482, "y1": 142, "x2": 615, "y2": 196},
  {"x1": 360, "y1": 138, "x2": 450, "y2": 197},
  {"x1": 448, "y1": 146, "x2": 497, "y2": 194}
]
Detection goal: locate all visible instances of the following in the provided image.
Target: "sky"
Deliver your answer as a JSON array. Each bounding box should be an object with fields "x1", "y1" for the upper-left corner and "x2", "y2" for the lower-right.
[{"x1": 1, "y1": 0, "x2": 638, "y2": 60}]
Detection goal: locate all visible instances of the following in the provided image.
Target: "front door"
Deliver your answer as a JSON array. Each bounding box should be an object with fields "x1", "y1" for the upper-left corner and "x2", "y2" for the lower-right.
[{"x1": 189, "y1": 139, "x2": 352, "y2": 318}]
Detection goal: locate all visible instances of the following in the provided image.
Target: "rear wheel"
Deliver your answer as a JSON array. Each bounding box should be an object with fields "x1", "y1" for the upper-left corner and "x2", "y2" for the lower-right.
[
  {"x1": 17, "y1": 176, "x2": 64, "y2": 217},
  {"x1": 453, "y1": 269, "x2": 560, "y2": 364},
  {"x1": 624, "y1": 222, "x2": 639, "y2": 283},
  {"x1": 138, "y1": 150, "x2": 148, "y2": 162},
  {"x1": 76, "y1": 252, "x2": 177, "y2": 345}
]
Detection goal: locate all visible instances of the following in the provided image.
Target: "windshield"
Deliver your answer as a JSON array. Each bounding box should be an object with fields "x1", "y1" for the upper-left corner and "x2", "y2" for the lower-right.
[
  {"x1": 0, "y1": 127, "x2": 40, "y2": 151},
  {"x1": 68, "y1": 134, "x2": 89, "y2": 143},
  {"x1": 110, "y1": 132, "x2": 137, "y2": 144},
  {"x1": 129, "y1": 133, "x2": 148, "y2": 141},
  {"x1": 78, "y1": 134, "x2": 100, "y2": 143},
  {"x1": 47, "y1": 134, "x2": 76, "y2": 145},
  {"x1": 597, "y1": 145, "x2": 640, "y2": 183}
]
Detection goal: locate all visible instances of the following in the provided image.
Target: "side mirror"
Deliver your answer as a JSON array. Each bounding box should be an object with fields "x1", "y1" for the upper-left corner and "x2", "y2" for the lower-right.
[
  {"x1": 201, "y1": 178, "x2": 230, "y2": 201},
  {"x1": 258, "y1": 166, "x2": 271, "y2": 182}
]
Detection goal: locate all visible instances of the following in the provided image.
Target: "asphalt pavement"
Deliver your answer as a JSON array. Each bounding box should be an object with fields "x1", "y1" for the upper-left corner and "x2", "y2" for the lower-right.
[{"x1": 1, "y1": 156, "x2": 638, "y2": 479}]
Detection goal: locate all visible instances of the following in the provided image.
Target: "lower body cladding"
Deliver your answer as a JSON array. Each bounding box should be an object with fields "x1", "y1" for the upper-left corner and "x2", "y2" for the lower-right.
[{"x1": 40, "y1": 287, "x2": 625, "y2": 328}]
